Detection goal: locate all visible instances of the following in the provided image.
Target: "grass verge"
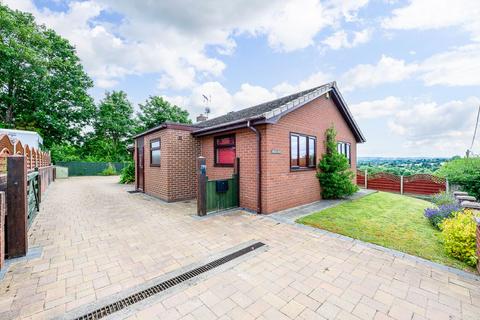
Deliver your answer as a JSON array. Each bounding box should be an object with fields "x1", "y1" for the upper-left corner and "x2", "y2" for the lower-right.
[{"x1": 297, "y1": 191, "x2": 474, "y2": 272}]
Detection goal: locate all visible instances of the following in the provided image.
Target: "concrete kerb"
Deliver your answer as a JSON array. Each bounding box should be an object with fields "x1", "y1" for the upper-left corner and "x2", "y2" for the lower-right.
[{"x1": 58, "y1": 239, "x2": 269, "y2": 320}]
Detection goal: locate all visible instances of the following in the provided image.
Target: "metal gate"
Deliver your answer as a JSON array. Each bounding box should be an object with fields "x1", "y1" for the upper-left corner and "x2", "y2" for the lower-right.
[{"x1": 27, "y1": 170, "x2": 39, "y2": 228}]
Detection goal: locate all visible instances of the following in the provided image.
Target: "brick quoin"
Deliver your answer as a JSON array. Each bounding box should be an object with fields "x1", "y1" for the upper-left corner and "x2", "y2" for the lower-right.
[{"x1": 135, "y1": 93, "x2": 358, "y2": 213}]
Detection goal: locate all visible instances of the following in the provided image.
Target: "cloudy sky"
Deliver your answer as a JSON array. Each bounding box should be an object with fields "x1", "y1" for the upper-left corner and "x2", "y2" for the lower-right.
[{"x1": 4, "y1": 0, "x2": 480, "y2": 157}]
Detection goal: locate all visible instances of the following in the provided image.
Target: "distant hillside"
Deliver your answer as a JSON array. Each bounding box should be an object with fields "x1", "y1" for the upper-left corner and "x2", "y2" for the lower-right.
[{"x1": 357, "y1": 157, "x2": 453, "y2": 176}]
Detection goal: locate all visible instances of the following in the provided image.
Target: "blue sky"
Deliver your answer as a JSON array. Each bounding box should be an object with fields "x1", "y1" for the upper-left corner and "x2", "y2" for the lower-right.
[{"x1": 5, "y1": 0, "x2": 480, "y2": 157}]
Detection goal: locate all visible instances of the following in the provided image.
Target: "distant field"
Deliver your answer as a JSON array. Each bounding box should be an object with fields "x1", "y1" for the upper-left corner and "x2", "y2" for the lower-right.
[{"x1": 357, "y1": 157, "x2": 451, "y2": 176}]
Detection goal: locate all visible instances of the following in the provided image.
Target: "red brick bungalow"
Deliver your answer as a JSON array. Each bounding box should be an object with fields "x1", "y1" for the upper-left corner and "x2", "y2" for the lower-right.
[{"x1": 133, "y1": 82, "x2": 365, "y2": 214}]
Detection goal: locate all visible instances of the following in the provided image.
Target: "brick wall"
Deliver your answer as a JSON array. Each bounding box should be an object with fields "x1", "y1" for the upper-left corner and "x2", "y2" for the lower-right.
[
  {"x1": 140, "y1": 128, "x2": 199, "y2": 202},
  {"x1": 198, "y1": 94, "x2": 358, "y2": 214},
  {"x1": 198, "y1": 127, "x2": 264, "y2": 212},
  {"x1": 262, "y1": 94, "x2": 357, "y2": 213}
]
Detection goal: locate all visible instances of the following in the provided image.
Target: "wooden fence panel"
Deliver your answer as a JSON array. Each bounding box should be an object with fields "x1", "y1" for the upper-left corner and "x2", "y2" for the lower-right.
[
  {"x1": 25, "y1": 145, "x2": 31, "y2": 170},
  {"x1": 356, "y1": 170, "x2": 365, "y2": 187},
  {"x1": 357, "y1": 171, "x2": 446, "y2": 196},
  {"x1": 15, "y1": 141, "x2": 24, "y2": 155},
  {"x1": 366, "y1": 172, "x2": 401, "y2": 193},
  {"x1": 403, "y1": 174, "x2": 446, "y2": 195}
]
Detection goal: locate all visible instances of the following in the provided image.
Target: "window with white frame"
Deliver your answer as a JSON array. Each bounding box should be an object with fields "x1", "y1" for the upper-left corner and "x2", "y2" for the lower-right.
[{"x1": 337, "y1": 141, "x2": 351, "y2": 165}]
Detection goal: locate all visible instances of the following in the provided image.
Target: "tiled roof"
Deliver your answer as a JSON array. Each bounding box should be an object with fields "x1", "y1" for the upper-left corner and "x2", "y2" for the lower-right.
[
  {"x1": 134, "y1": 82, "x2": 366, "y2": 142},
  {"x1": 193, "y1": 83, "x2": 333, "y2": 128}
]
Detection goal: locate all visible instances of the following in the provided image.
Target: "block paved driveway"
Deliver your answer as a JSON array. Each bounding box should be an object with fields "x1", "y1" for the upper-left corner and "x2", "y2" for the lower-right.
[{"x1": 0, "y1": 176, "x2": 479, "y2": 320}]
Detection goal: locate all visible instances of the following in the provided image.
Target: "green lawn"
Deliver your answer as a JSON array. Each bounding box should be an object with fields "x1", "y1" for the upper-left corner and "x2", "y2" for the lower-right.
[{"x1": 297, "y1": 191, "x2": 473, "y2": 272}]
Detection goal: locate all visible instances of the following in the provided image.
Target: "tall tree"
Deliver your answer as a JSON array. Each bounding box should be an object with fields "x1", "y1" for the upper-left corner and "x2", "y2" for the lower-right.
[
  {"x1": 137, "y1": 96, "x2": 191, "y2": 132},
  {"x1": 0, "y1": 4, "x2": 94, "y2": 147},
  {"x1": 92, "y1": 91, "x2": 135, "y2": 161}
]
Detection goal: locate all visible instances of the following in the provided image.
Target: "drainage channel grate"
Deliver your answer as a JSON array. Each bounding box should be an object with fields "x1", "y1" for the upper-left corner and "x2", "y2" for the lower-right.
[{"x1": 74, "y1": 242, "x2": 265, "y2": 320}]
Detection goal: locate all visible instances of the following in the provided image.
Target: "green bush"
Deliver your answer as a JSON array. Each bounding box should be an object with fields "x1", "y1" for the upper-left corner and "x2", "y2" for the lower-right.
[
  {"x1": 100, "y1": 163, "x2": 117, "y2": 176},
  {"x1": 436, "y1": 157, "x2": 480, "y2": 199},
  {"x1": 120, "y1": 161, "x2": 135, "y2": 184},
  {"x1": 317, "y1": 126, "x2": 358, "y2": 199},
  {"x1": 50, "y1": 143, "x2": 82, "y2": 163},
  {"x1": 440, "y1": 210, "x2": 478, "y2": 267}
]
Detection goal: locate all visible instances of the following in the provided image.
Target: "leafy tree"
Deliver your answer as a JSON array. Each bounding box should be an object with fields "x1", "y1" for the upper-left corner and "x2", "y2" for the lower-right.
[
  {"x1": 317, "y1": 126, "x2": 358, "y2": 199},
  {"x1": 136, "y1": 96, "x2": 191, "y2": 132},
  {"x1": 0, "y1": 4, "x2": 94, "y2": 147},
  {"x1": 435, "y1": 157, "x2": 480, "y2": 199},
  {"x1": 90, "y1": 91, "x2": 135, "y2": 162},
  {"x1": 50, "y1": 143, "x2": 82, "y2": 162}
]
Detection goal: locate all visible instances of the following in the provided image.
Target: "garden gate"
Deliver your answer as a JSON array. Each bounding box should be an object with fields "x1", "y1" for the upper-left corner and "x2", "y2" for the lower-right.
[
  {"x1": 27, "y1": 170, "x2": 40, "y2": 227},
  {"x1": 197, "y1": 157, "x2": 240, "y2": 216}
]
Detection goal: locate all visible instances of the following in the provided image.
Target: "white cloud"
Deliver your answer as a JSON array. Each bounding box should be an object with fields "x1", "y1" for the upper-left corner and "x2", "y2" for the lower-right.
[
  {"x1": 387, "y1": 97, "x2": 480, "y2": 152},
  {"x1": 273, "y1": 72, "x2": 333, "y2": 96},
  {"x1": 420, "y1": 44, "x2": 480, "y2": 86},
  {"x1": 232, "y1": 84, "x2": 277, "y2": 110},
  {"x1": 382, "y1": 0, "x2": 480, "y2": 41},
  {"x1": 165, "y1": 82, "x2": 279, "y2": 120},
  {"x1": 341, "y1": 55, "x2": 418, "y2": 90},
  {"x1": 350, "y1": 96, "x2": 403, "y2": 119},
  {"x1": 4, "y1": 0, "x2": 370, "y2": 89},
  {"x1": 164, "y1": 69, "x2": 335, "y2": 121},
  {"x1": 322, "y1": 28, "x2": 372, "y2": 50}
]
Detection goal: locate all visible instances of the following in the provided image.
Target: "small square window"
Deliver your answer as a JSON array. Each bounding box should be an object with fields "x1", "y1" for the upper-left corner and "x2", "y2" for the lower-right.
[{"x1": 214, "y1": 135, "x2": 236, "y2": 166}]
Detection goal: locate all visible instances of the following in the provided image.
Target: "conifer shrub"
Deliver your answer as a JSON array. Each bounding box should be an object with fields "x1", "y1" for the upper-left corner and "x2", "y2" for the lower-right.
[{"x1": 317, "y1": 126, "x2": 358, "y2": 199}]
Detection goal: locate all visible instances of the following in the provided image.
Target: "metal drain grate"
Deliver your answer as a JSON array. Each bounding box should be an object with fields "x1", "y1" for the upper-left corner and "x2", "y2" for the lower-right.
[{"x1": 74, "y1": 242, "x2": 265, "y2": 320}]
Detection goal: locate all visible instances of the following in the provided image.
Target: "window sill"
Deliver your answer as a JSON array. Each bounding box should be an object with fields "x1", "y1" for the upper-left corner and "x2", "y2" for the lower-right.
[
  {"x1": 214, "y1": 164, "x2": 234, "y2": 168},
  {"x1": 290, "y1": 167, "x2": 316, "y2": 172},
  {"x1": 150, "y1": 164, "x2": 161, "y2": 167}
]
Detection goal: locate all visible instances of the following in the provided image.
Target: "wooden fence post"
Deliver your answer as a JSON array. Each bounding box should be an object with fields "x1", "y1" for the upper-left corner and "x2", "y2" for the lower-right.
[
  {"x1": 37, "y1": 168, "x2": 42, "y2": 204},
  {"x1": 446, "y1": 179, "x2": 449, "y2": 193},
  {"x1": 0, "y1": 192, "x2": 5, "y2": 270},
  {"x1": 197, "y1": 157, "x2": 207, "y2": 216},
  {"x1": 6, "y1": 155, "x2": 28, "y2": 258},
  {"x1": 400, "y1": 175, "x2": 404, "y2": 194},
  {"x1": 364, "y1": 169, "x2": 368, "y2": 189}
]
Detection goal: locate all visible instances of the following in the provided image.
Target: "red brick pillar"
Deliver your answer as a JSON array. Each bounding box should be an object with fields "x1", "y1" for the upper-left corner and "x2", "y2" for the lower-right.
[{"x1": 0, "y1": 192, "x2": 5, "y2": 269}]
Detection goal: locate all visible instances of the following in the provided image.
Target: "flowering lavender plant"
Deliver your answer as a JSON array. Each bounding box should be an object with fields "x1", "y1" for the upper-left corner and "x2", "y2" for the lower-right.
[
  {"x1": 424, "y1": 204, "x2": 461, "y2": 229},
  {"x1": 431, "y1": 192, "x2": 456, "y2": 206}
]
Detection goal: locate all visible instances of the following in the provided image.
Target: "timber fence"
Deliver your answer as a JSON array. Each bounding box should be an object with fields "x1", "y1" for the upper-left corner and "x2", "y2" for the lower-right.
[
  {"x1": 0, "y1": 134, "x2": 55, "y2": 270},
  {"x1": 356, "y1": 170, "x2": 447, "y2": 196}
]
